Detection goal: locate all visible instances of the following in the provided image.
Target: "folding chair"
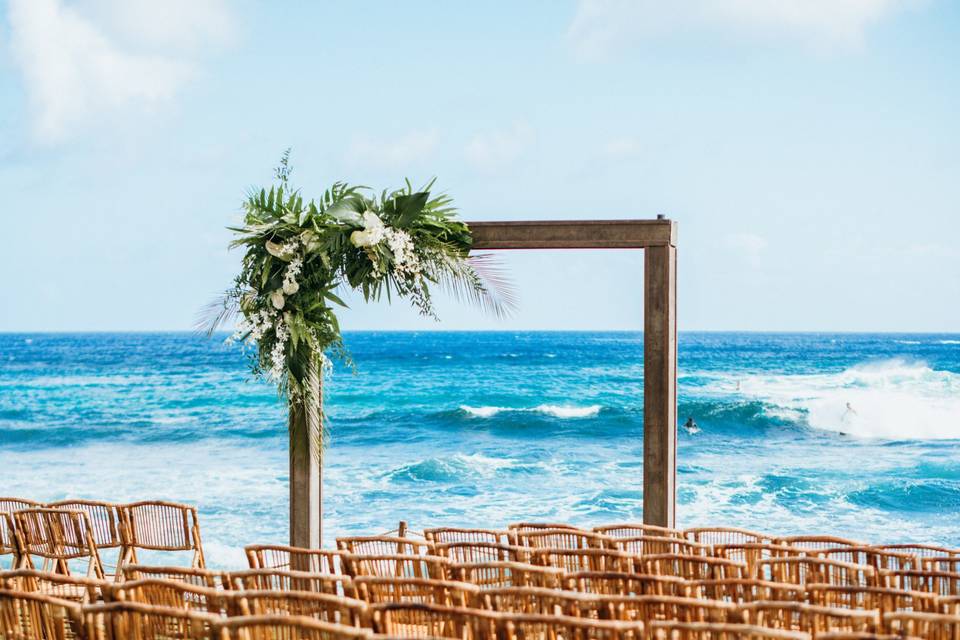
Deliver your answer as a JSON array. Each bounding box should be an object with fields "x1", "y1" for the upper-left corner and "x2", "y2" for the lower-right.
[
  {"x1": 118, "y1": 501, "x2": 205, "y2": 570},
  {"x1": 13, "y1": 508, "x2": 105, "y2": 578}
]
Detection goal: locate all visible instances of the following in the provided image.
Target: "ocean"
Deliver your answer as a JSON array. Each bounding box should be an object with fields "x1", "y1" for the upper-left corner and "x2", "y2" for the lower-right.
[{"x1": 1, "y1": 331, "x2": 959, "y2": 567}]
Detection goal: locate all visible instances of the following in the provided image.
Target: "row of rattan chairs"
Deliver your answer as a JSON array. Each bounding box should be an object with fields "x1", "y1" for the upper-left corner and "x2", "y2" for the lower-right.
[
  {"x1": 0, "y1": 497, "x2": 204, "y2": 579},
  {"x1": 242, "y1": 535, "x2": 960, "y2": 595},
  {"x1": 8, "y1": 575, "x2": 960, "y2": 639},
  {"x1": 11, "y1": 565, "x2": 960, "y2": 618}
]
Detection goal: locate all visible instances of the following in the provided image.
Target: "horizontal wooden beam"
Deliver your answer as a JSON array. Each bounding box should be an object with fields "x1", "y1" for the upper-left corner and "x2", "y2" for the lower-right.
[{"x1": 467, "y1": 219, "x2": 676, "y2": 250}]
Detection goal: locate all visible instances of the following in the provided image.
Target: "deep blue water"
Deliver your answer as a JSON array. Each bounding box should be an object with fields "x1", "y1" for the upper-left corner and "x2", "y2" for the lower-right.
[{"x1": 1, "y1": 332, "x2": 959, "y2": 566}]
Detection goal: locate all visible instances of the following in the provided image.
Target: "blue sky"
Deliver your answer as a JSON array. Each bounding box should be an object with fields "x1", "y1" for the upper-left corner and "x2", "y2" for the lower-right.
[{"x1": 1, "y1": 0, "x2": 958, "y2": 332}]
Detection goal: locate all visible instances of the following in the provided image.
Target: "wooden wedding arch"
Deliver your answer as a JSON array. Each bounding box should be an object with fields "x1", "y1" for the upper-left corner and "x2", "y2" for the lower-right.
[{"x1": 290, "y1": 217, "x2": 678, "y2": 548}]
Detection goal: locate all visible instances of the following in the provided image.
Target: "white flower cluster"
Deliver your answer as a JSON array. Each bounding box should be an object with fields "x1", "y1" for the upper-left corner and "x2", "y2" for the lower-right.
[
  {"x1": 283, "y1": 257, "x2": 302, "y2": 295},
  {"x1": 386, "y1": 228, "x2": 420, "y2": 278},
  {"x1": 349, "y1": 210, "x2": 422, "y2": 279},
  {"x1": 228, "y1": 308, "x2": 275, "y2": 344},
  {"x1": 269, "y1": 320, "x2": 289, "y2": 381}
]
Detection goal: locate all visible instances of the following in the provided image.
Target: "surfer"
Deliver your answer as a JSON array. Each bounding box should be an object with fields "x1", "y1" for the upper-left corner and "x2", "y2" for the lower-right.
[
  {"x1": 683, "y1": 417, "x2": 701, "y2": 434},
  {"x1": 841, "y1": 402, "x2": 858, "y2": 422}
]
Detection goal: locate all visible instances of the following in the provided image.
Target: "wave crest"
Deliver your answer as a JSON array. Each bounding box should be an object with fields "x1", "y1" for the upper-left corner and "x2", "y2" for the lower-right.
[
  {"x1": 459, "y1": 404, "x2": 602, "y2": 419},
  {"x1": 736, "y1": 359, "x2": 960, "y2": 440}
]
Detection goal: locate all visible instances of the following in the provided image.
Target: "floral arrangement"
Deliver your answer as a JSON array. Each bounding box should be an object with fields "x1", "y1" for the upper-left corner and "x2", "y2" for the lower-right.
[{"x1": 204, "y1": 153, "x2": 513, "y2": 410}]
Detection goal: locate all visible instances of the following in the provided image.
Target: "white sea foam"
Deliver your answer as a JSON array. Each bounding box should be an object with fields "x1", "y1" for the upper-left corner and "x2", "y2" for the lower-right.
[
  {"x1": 737, "y1": 359, "x2": 960, "y2": 440},
  {"x1": 939, "y1": 340, "x2": 960, "y2": 345},
  {"x1": 534, "y1": 404, "x2": 602, "y2": 418},
  {"x1": 460, "y1": 405, "x2": 508, "y2": 418},
  {"x1": 460, "y1": 404, "x2": 602, "y2": 419}
]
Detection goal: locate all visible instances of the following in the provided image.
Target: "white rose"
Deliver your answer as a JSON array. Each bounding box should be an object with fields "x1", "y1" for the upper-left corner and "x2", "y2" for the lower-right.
[
  {"x1": 351, "y1": 229, "x2": 373, "y2": 247},
  {"x1": 283, "y1": 280, "x2": 299, "y2": 295},
  {"x1": 362, "y1": 210, "x2": 384, "y2": 232},
  {"x1": 270, "y1": 290, "x2": 285, "y2": 309}
]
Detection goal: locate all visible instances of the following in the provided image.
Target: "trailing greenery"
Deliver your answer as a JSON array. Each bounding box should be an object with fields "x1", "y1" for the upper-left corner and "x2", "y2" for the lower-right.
[{"x1": 203, "y1": 152, "x2": 515, "y2": 419}]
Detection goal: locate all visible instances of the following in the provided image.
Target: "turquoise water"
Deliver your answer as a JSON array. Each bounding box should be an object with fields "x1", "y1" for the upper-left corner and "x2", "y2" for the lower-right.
[{"x1": 1, "y1": 332, "x2": 959, "y2": 567}]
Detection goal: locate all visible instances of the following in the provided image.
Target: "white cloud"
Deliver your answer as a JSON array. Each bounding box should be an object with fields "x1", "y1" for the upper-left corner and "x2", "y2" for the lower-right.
[
  {"x1": 464, "y1": 122, "x2": 535, "y2": 172},
  {"x1": 6, "y1": 0, "x2": 235, "y2": 143},
  {"x1": 569, "y1": 0, "x2": 914, "y2": 57},
  {"x1": 345, "y1": 129, "x2": 440, "y2": 169}
]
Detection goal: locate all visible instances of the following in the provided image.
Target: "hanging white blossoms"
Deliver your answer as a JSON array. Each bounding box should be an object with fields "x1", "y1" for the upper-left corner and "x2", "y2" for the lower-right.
[{"x1": 283, "y1": 257, "x2": 302, "y2": 295}]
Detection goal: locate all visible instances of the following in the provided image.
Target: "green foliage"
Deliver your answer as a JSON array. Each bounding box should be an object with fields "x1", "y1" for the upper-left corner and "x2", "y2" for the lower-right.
[{"x1": 202, "y1": 154, "x2": 515, "y2": 415}]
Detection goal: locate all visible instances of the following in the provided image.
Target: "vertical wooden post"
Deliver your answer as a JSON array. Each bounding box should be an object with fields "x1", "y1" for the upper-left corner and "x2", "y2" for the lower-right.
[
  {"x1": 289, "y1": 371, "x2": 322, "y2": 549},
  {"x1": 643, "y1": 243, "x2": 677, "y2": 528}
]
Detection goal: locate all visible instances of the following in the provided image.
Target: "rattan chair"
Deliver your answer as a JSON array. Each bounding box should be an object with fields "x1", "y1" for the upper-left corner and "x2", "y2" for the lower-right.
[
  {"x1": 775, "y1": 536, "x2": 862, "y2": 552},
  {"x1": 13, "y1": 508, "x2": 105, "y2": 579},
  {"x1": 340, "y1": 553, "x2": 450, "y2": 580},
  {"x1": 105, "y1": 577, "x2": 240, "y2": 615},
  {"x1": 714, "y1": 543, "x2": 802, "y2": 570},
  {"x1": 479, "y1": 585, "x2": 597, "y2": 617},
  {"x1": 498, "y1": 611, "x2": 645, "y2": 639},
  {"x1": 226, "y1": 569, "x2": 355, "y2": 598},
  {"x1": 353, "y1": 576, "x2": 480, "y2": 607},
  {"x1": 753, "y1": 557, "x2": 876, "y2": 588},
  {"x1": 513, "y1": 528, "x2": 612, "y2": 550},
  {"x1": 336, "y1": 535, "x2": 434, "y2": 557},
  {"x1": 423, "y1": 527, "x2": 516, "y2": 545},
  {"x1": 882, "y1": 611, "x2": 960, "y2": 639},
  {"x1": 739, "y1": 601, "x2": 879, "y2": 635},
  {"x1": 613, "y1": 536, "x2": 711, "y2": 557},
  {"x1": 0, "y1": 588, "x2": 84, "y2": 640},
  {"x1": 602, "y1": 594, "x2": 740, "y2": 624},
  {"x1": 685, "y1": 527, "x2": 770, "y2": 547},
  {"x1": 0, "y1": 568, "x2": 107, "y2": 603},
  {"x1": 122, "y1": 564, "x2": 227, "y2": 589},
  {"x1": 885, "y1": 569, "x2": 960, "y2": 597},
  {"x1": 812, "y1": 547, "x2": 915, "y2": 573},
  {"x1": 1, "y1": 498, "x2": 42, "y2": 569},
  {"x1": 450, "y1": 561, "x2": 565, "y2": 590},
  {"x1": 82, "y1": 600, "x2": 218, "y2": 639},
  {"x1": 528, "y1": 547, "x2": 640, "y2": 573},
  {"x1": 118, "y1": 501, "x2": 205, "y2": 570},
  {"x1": 805, "y1": 583, "x2": 938, "y2": 614},
  {"x1": 593, "y1": 523, "x2": 685, "y2": 540},
  {"x1": 642, "y1": 554, "x2": 748, "y2": 581},
  {"x1": 370, "y1": 601, "x2": 499, "y2": 638},
  {"x1": 566, "y1": 571, "x2": 689, "y2": 597},
  {"x1": 649, "y1": 621, "x2": 811, "y2": 639},
  {"x1": 49, "y1": 500, "x2": 123, "y2": 575},
  {"x1": 685, "y1": 578, "x2": 805, "y2": 604},
  {"x1": 244, "y1": 544, "x2": 346, "y2": 574},
  {"x1": 434, "y1": 541, "x2": 531, "y2": 564},
  {"x1": 211, "y1": 614, "x2": 372, "y2": 639},
  {"x1": 235, "y1": 589, "x2": 368, "y2": 626}
]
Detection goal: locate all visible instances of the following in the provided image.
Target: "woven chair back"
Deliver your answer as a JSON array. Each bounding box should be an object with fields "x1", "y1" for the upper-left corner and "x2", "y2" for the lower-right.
[
  {"x1": 684, "y1": 527, "x2": 770, "y2": 547},
  {"x1": 353, "y1": 575, "x2": 480, "y2": 607},
  {"x1": 122, "y1": 564, "x2": 226, "y2": 590},
  {"x1": 0, "y1": 587, "x2": 84, "y2": 640},
  {"x1": 119, "y1": 501, "x2": 205, "y2": 569},
  {"x1": 226, "y1": 569, "x2": 355, "y2": 598},
  {"x1": 244, "y1": 544, "x2": 344, "y2": 574}
]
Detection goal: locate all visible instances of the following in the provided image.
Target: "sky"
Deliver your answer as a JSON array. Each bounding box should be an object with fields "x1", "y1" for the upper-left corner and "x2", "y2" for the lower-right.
[{"x1": 0, "y1": 0, "x2": 957, "y2": 332}]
